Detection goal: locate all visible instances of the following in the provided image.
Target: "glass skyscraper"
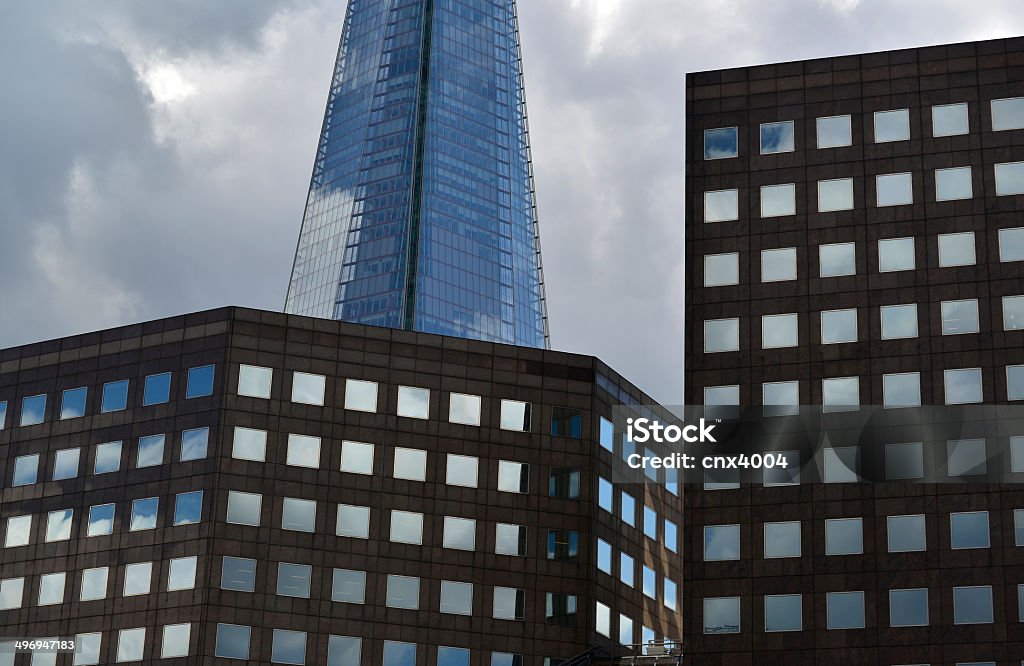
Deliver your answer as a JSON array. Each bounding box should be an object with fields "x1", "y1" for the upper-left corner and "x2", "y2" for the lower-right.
[{"x1": 285, "y1": 0, "x2": 549, "y2": 348}]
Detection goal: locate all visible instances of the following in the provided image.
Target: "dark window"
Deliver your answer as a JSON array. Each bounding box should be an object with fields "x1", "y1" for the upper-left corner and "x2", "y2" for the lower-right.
[
  {"x1": 548, "y1": 468, "x2": 580, "y2": 499},
  {"x1": 545, "y1": 593, "x2": 577, "y2": 626},
  {"x1": 143, "y1": 373, "x2": 172, "y2": 406},
  {"x1": 550, "y1": 407, "x2": 582, "y2": 438},
  {"x1": 546, "y1": 530, "x2": 579, "y2": 560},
  {"x1": 186, "y1": 365, "x2": 216, "y2": 398},
  {"x1": 101, "y1": 380, "x2": 129, "y2": 413}
]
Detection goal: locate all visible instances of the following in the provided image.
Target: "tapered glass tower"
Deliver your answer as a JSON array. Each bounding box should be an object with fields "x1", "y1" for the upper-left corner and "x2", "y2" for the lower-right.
[{"x1": 285, "y1": 0, "x2": 549, "y2": 348}]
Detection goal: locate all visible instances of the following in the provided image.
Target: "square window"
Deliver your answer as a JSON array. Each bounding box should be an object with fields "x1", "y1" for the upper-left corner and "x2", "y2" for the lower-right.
[
  {"x1": 0, "y1": 577, "x2": 24, "y2": 610},
  {"x1": 143, "y1": 372, "x2": 171, "y2": 406},
  {"x1": 881, "y1": 304, "x2": 918, "y2": 340},
  {"x1": 94, "y1": 441, "x2": 122, "y2": 474},
  {"x1": 116, "y1": 628, "x2": 146, "y2": 662},
  {"x1": 75, "y1": 631, "x2": 102, "y2": 664},
  {"x1": 946, "y1": 438, "x2": 987, "y2": 478},
  {"x1": 493, "y1": 586, "x2": 525, "y2": 619},
  {"x1": 1000, "y1": 227, "x2": 1024, "y2": 262},
  {"x1": 336, "y1": 504, "x2": 370, "y2": 538},
  {"x1": 226, "y1": 491, "x2": 261, "y2": 527},
  {"x1": 386, "y1": 574, "x2": 420, "y2": 609},
  {"x1": 442, "y1": 516, "x2": 475, "y2": 550},
  {"x1": 13, "y1": 453, "x2": 39, "y2": 486},
  {"x1": 45, "y1": 508, "x2": 73, "y2": 541},
  {"x1": 390, "y1": 510, "x2": 424, "y2": 544},
  {"x1": 440, "y1": 580, "x2": 473, "y2": 615},
  {"x1": 282, "y1": 497, "x2": 316, "y2": 532},
  {"x1": 996, "y1": 161, "x2": 1024, "y2": 196},
  {"x1": 704, "y1": 252, "x2": 739, "y2": 287},
  {"x1": 878, "y1": 237, "x2": 915, "y2": 272},
  {"x1": 887, "y1": 514, "x2": 926, "y2": 552},
  {"x1": 885, "y1": 442, "x2": 924, "y2": 480},
  {"x1": 704, "y1": 127, "x2": 738, "y2": 159},
  {"x1": 445, "y1": 453, "x2": 478, "y2": 487},
  {"x1": 20, "y1": 394, "x2": 46, "y2": 427},
  {"x1": 286, "y1": 433, "x2": 321, "y2": 468},
  {"x1": 180, "y1": 427, "x2": 209, "y2": 461},
  {"x1": 762, "y1": 313, "x2": 798, "y2": 349},
  {"x1": 992, "y1": 97, "x2": 1024, "y2": 131},
  {"x1": 291, "y1": 371, "x2": 326, "y2": 406},
  {"x1": 215, "y1": 624, "x2": 251, "y2": 660},
  {"x1": 393, "y1": 447, "x2": 427, "y2": 481},
  {"x1": 876, "y1": 172, "x2": 913, "y2": 206},
  {"x1": 817, "y1": 177, "x2": 854, "y2": 212},
  {"x1": 550, "y1": 406, "x2": 582, "y2": 438},
  {"x1": 161, "y1": 624, "x2": 191, "y2": 659},
  {"x1": 874, "y1": 108, "x2": 910, "y2": 142},
  {"x1": 944, "y1": 368, "x2": 983, "y2": 404},
  {"x1": 760, "y1": 183, "x2": 796, "y2": 217},
  {"x1": 276, "y1": 562, "x2": 312, "y2": 598},
  {"x1": 221, "y1": 557, "x2": 256, "y2": 592},
  {"x1": 272, "y1": 630, "x2": 306, "y2": 665},
  {"x1": 383, "y1": 642, "x2": 416, "y2": 666},
  {"x1": 816, "y1": 114, "x2": 852, "y2": 148},
  {"x1": 883, "y1": 372, "x2": 921, "y2": 408},
  {"x1": 765, "y1": 594, "x2": 802, "y2": 632},
  {"x1": 397, "y1": 386, "x2": 430, "y2": 419},
  {"x1": 703, "y1": 189, "x2": 739, "y2": 223},
  {"x1": 953, "y1": 586, "x2": 993, "y2": 624},
  {"x1": 951, "y1": 511, "x2": 990, "y2": 549},
  {"x1": 931, "y1": 102, "x2": 968, "y2": 136},
  {"x1": 761, "y1": 247, "x2": 797, "y2": 282},
  {"x1": 499, "y1": 399, "x2": 531, "y2": 431},
  {"x1": 820, "y1": 308, "x2": 857, "y2": 344},
  {"x1": 168, "y1": 556, "x2": 197, "y2": 591},
  {"x1": 890, "y1": 588, "x2": 929, "y2": 627},
  {"x1": 495, "y1": 523, "x2": 526, "y2": 556},
  {"x1": 342, "y1": 440, "x2": 376, "y2": 475},
  {"x1": 449, "y1": 392, "x2": 481, "y2": 425},
  {"x1": 825, "y1": 517, "x2": 863, "y2": 555},
  {"x1": 4, "y1": 515, "x2": 31, "y2": 548},
  {"x1": 824, "y1": 446, "x2": 859, "y2": 482},
  {"x1": 101, "y1": 380, "x2": 129, "y2": 413},
  {"x1": 344, "y1": 379, "x2": 378, "y2": 412},
  {"x1": 237, "y1": 364, "x2": 272, "y2": 398},
  {"x1": 498, "y1": 460, "x2": 529, "y2": 493},
  {"x1": 548, "y1": 468, "x2": 579, "y2": 498},
  {"x1": 38, "y1": 571, "x2": 66, "y2": 606},
  {"x1": 80, "y1": 567, "x2": 108, "y2": 601},
  {"x1": 763, "y1": 450, "x2": 800, "y2": 486},
  {"x1": 545, "y1": 592, "x2": 578, "y2": 626},
  {"x1": 491, "y1": 653, "x2": 521, "y2": 666},
  {"x1": 137, "y1": 434, "x2": 165, "y2": 467},
  {"x1": 547, "y1": 529, "x2": 579, "y2": 561},
  {"x1": 232, "y1": 427, "x2": 267, "y2": 462},
  {"x1": 941, "y1": 299, "x2": 980, "y2": 335},
  {"x1": 332, "y1": 568, "x2": 366, "y2": 603},
  {"x1": 935, "y1": 166, "x2": 973, "y2": 201},
  {"x1": 822, "y1": 377, "x2": 859, "y2": 412},
  {"x1": 703, "y1": 318, "x2": 739, "y2": 353},
  {"x1": 186, "y1": 364, "x2": 215, "y2": 398},
  {"x1": 760, "y1": 120, "x2": 794, "y2": 154},
  {"x1": 703, "y1": 597, "x2": 740, "y2": 634},
  {"x1": 53, "y1": 447, "x2": 80, "y2": 480},
  {"x1": 123, "y1": 562, "x2": 153, "y2": 596},
  {"x1": 87, "y1": 503, "x2": 115, "y2": 536},
  {"x1": 938, "y1": 232, "x2": 976, "y2": 267},
  {"x1": 60, "y1": 387, "x2": 87, "y2": 420},
  {"x1": 1003, "y1": 295, "x2": 1024, "y2": 330},
  {"x1": 819, "y1": 242, "x2": 855, "y2": 277},
  {"x1": 704, "y1": 524, "x2": 740, "y2": 561},
  {"x1": 826, "y1": 591, "x2": 865, "y2": 629},
  {"x1": 764, "y1": 521, "x2": 801, "y2": 558}
]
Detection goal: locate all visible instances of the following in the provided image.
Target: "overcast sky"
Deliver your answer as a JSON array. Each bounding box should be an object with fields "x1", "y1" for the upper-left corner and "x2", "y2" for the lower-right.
[{"x1": 2, "y1": 1, "x2": 1024, "y2": 403}]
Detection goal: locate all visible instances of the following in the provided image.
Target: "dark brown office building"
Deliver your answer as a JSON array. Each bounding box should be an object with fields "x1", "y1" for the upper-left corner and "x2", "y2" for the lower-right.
[
  {"x1": 0, "y1": 307, "x2": 681, "y2": 665},
  {"x1": 684, "y1": 37, "x2": 1024, "y2": 664}
]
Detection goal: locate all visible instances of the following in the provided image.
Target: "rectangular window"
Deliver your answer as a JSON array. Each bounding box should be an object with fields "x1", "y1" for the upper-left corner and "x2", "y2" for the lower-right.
[
  {"x1": 941, "y1": 299, "x2": 980, "y2": 335},
  {"x1": 0, "y1": 401, "x2": 6, "y2": 429},
  {"x1": 548, "y1": 468, "x2": 579, "y2": 498},
  {"x1": 704, "y1": 127, "x2": 738, "y2": 159},
  {"x1": 168, "y1": 556, "x2": 198, "y2": 591},
  {"x1": 231, "y1": 427, "x2": 267, "y2": 462},
  {"x1": 215, "y1": 623, "x2": 251, "y2": 660},
  {"x1": 237, "y1": 364, "x2": 272, "y2": 399},
  {"x1": 383, "y1": 642, "x2": 415, "y2": 666},
  {"x1": 826, "y1": 591, "x2": 865, "y2": 629},
  {"x1": 824, "y1": 446, "x2": 859, "y2": 482},
  {"x1": 935, "y1": 166, "x2": 973, "y2": 201},
  {"x1": 20, "y1": 394, "x2": 46, "y2": 426},
  {"x1": 551, "y1": 406, "x2": 582, "y2": 437},
  {"x1": 291, "y1": 371, "x2": 326, "y2": 406},
  {"x1": 129, "y1": 498, "x2": 158, "y2": 531},
  {"x1": 599, "y1": 417, "x2": 614, "y2": 451},
  {"x1": 1000, "y1": 227, "x2": 1024, "y2": 262},
  {"x1": 596, "y1": 601, "x2": 611, "y2": 636},
  {"x1": 221, "y1": 557, "x2": 256, "y2": 592},
  {"x1": 496, "y1": 524, "x2": 526, "y2": 556},
  {"x1": 499, "y1": 399, "x2": 531, "y2": 431},
  {"x1": 186, "y1": 364, "x2": 215, "y2": 398},
  {"x1": 704, "y1": 189, "x2": 738, "y2": 223},
  {"x1": 597, "y1": 539, "x2": 612, "y2": 574},
  {"x1": 497, "y1": 461, "x2": 529, "y2": 493},
  {"x1": 665, "y1": 519, "x2": 679, "y2": 552},
  {"x1": 438, "y1": 647, "x2": 469, "y2": 666},
  {"x1": 820, "y1": 308, "x2": 857, "y2": 344},
  {"x1": 546, "y1": 530, "x2": 578, "y2": 560},
  {"x1": 389, "y1": 510, "x2": 423, "y2": 545},
  {"x1": 12, "y1": 453, "x2": 38, "y2": 486},
  {"x1": 545, "y1": 592, "x2": 578, "y2": 626},
  {"x1": 45, "y1": 508, "x2": 73, "y2": 541},
  {"x1": 818, "y1": 177, "x2": 854, "y2": 212},
  {"x1": 53, "y1": 447, "x2": 80, "y2": 480},
  {"x1": 816, "y1": 114, "x2": 852, "y2": 148},
  {"x1": 332, "y1": 568, "x2": 366, "y2": 604},
  {"x1": 874, "y1": 108, "x2": 910, "y2": 142},
  {"x1": 491, "y1": 652, "x2": 521, "y2": 666},
  {"x1": 704, "y1": 252, "x2": 739, "y2": 286},
  {"x1": 60, "y1": 387, "x2": 87, "y2": 420},
  {"x1": 760, "y1": 120, "x2": 794, "y2": 154},
  {"x1": 116, "y1": 628, "x2": 146, "y2": 663},
  {"x1": 0, "y1": 577, "x2": 25, "y2": 610},
  {"x1": 878, "y1": 237, "x2": 916, "y2": 272},
  {"x1": 885, "y1": 442, "x2": 924, "y2": 480},
  {"x1": 765, "y1": 594, "x2": 802, "y2": 632},
  {"x1": 621, "y1": 491, "x2": 636, "y2": 527},
  {"x1": 763, "y1": 521, "x2": 801, "y2": 558},
  {"x1": 1003, "y1": 295, "x2": 1024, "y2": 330},
  {"x1": 87, "y1": 503, "x2": 115, "y2": 536},
  {"x1": 761, "y1": 247, "x2": 797, "y2": 282},
  {"x1": 883, "y1": 372, "x2": 922, "y2": 408},
  {"x1": 933, "y1": 102, "x2": 969, "y2": 136},
  {"x1": 123, "y1": 561, "x2": 153, "y2": 596},
  {"x1": 643, "y1": 506, "x2": 658, "y2": 540},
  {"x1": 80, "y1": 567, "x2": 108, "y2": 601},
  {"x1": 286, "y1": 433, "x2": 321, "y2": 468},
  {"x1": 938, "y1": 232, "x2": 976, "y2": 267},
  {"x1": 825, "y1": 517, "x2": 863, "y2": 555},
  {"x1": 887, "y1": 514, "x2": 926, "y2": 552},
  {"x1": 890, "y1": 588, "x2": 929, "y2": 627},
  {"x1": 704, "y1": 524, "x2": 740, "y2": 561},
  {"x1": 953, "y1": 585, "x2": 994, "y2": 624},
  {"x1": 881, "y1": 303, "x2": 918, "y2": 339},
  {"x1": 494, "y1": 586, "x2": 525, "y2": 620},
  {"x1": 181, "y1": 428, "x2": 209, "y2": 461},
  {"x1": 992, "y1": 97, "x2": 1024, "y2": 131},
  {"x1": 996, "y1": 161, "x2": 1024, "y2": 196},
  {"x1": 448, "y1": 392, "x2": 481, "y2": 426},
  {"x1": 664, "y1": 578, "x2": 678, "y2": 611},
  {"x1": 161, "y1": 623, "x2": 191, "y2": 659},
  {"x1": 38, "y1": 571, "x2": 66, "y2": 606},
  {"x1": 762, "y1": 381, "x2": 798, "y2": 417},
  {"x1": 951, "y1": 511, "x2": 990, "y2": 549},
  {"x1": 4, "y1": 515, "x2": 31, "y2": 548},
  {"x1": 100, "y1": 380, "x2": 129, "y2": 413},
  {"x1": 75, "y1": 631, "x2": 102, "y2": 664},
  {"x1": 385, "y1": 575, "x2": 420, "y2": 609},
  {"x1": 136, "y1": 434, "x2": 165, "y2": 467},
  {"x1": 335, "y1": 503, "x2": 369, "y2": 538},
  {"x1": 1017, "y1": 509, "x2": 1024, "y2": 546},
  {"x1": 618, "y1": 613, "x2": 634, "y2": 645},
  {"x1": 143, "y1": 372, "x2": 172, "y2": 406},
  {"x1": 340, "y1": 440, "x2": 374, "y2": 474},
  {"x1": 762, "y1": 313, "x2": 798, "y2": 349},
  {"x1": 822, "y1": 376, "x2": 859, "y2": 412},
  {"x1": 819, "y1": 242, "x2": 855, "y2": 277},
  {"x1": 344, "y1": 378, "x2": 377, "y2": 412},
  {"x1": 393, "y1": 447, "x2": 427, "y2": 481},
  {"x1": 1009, "y1": 364, "x2": 1024, "y2": 400},
  {"x1": 397, "y1": 385, "x2": 430, "y2": 419},
  {"x1": 225, "y1": 491, "x2": 261, "y2": 527},
  {"x1": 760, "y1": 183, "x2": 796, "y2": 218},
  {"x1": 440, "y1": 580, "x2": 473, "y2": 615},
  {"x1": 704, "y1": 385, "x2": 739, "y2": 407},
  {"x1": 276, "y1": 562, "x2": 312, "y2": 598},
  {"x1": 442, "y1": 516, "x2": 475, "y2": 550},
  {"x1": 876, "y1": 172, "x2": 913, "y2": 206},
  {"x1": 445, "y1": 453, "x2": 478, "y2": 487},
  {"x1": 703, "y1": 318, "x2": 739, "y2": 353},
  {"x1": 282, "y1": 497, "x2": 316, "y2": 532},
  {"x1": 598, "y1": 476, "x2": 613, "y2": 512},
  {"x1": 642, "y1": 566, "x2": 656, "y2": 599},
  {"x1": 704, "y1": 596, "x2": 740, "y2": 634},
  {"x1": 944, "y1": 368, "x2": 984, "y2": 404}
]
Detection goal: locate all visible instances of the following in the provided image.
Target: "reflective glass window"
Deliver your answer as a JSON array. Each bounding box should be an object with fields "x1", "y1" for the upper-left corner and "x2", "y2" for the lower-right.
[
  {"x1": 876, "y1": 172, "x2": 913, "y2": 206},
  {"x1": 390, "y1": 510, "x2": 423, "y2": 544},
  {"x1": 231, "y1": 427, "x2": 267, "y2": 462},
  {"x1": 953, "y1": 586, "x2": 993, "y2": 624},
  {"x1": 760, "y1": 183, "x2": 796, "y2": 217},
  {"x1": 887, "y1": 514, "x2": 926, "y2": 552},
  {"x1": 336, "y1": 504, "x2": 369, "y2": 538},
  {"x1": 704, "y1": 189, "x2": 738, "y2": 222},
  {"x1": 215, "y1": 623, "x2": 251, "y2": 660},
  {"x1": 116, "y1": 627, "x2": 146, "y2": 663},
  {"x1": 142, "y1": 372, "x2": 171, "y2": 406},
  {"x1": 819, "y1": 242, "x2": 855, "y2": 277},
  {"x1": 94, "y1": 441, "x2": 122, "y2": 474},
  {"x1": 827, "y1": 591, "x2": 865, "y2": 629},
  {"x1": 272, "y1": 629, "x2": 306, "y2": 665},
  {"x1": 439, "y1": 580, "x2": 472, "y2": 615},
  {"x1": 328, "y1": 636, "x2": 361, "y2": 666},
  {"x1": 4, "y1": 515, "x2": 31, "y2": 548},
  {"x1": 932, "y1": 102, "x2": 968, "y2": 136},
  {"x1": 225, "y1": 491, "x2": 261, "y2": 527},
  {"x1": 822, "y1": 377, "x2": 859, "y2": 412},
  {"x1": 186, "y1": 364, "x2": 215, "y2": 399},
  {"x1": 397, "y1": 386, "x2": 430, "y2": 419},
  {"x1": 703, "y1": 597, "x2": 740, "y2": 634},
  {"x1": 704, "y1": 524, "x2": 740, "y2": 561},
  {"x1": 824, "y1": 446, "x2": 859, "y2": 482},
  {"x1": 286, "y1": 433, "x2": 321, "y2": 468},
  {"x1": 344, "y1": 379, "x2": 377, "y2": 411},
  {"x1": 332, "y1": 568, "x2": 366, "y2": 604},
  {"x1": 445, "y1": 454, "x2": 478, "y2": 487},
  {"x1": 1009, "y1": 364, "x2": 1024, "y2": 400},
  {"x1": 221, "y1": 557, "x2": 256, "y2": 592},
  {"x1": 951, "y1": 511, "x2": 990, "y2": 549},
  {"x1": 12, "y1": 454, "x2": 38, "y2": 486},
  {"x1": 0, "y1": 577, "x2": 24, "y2": 610},
  {"x1": 495, "y1": 523, "x2": 526, "y2": 556},
  {"x1": 291, "y1": 371, "x2": 325, "y2": 406},
  {"x1": 20, "y1": 394, "x2": 45, "y2": 426},
  {"x1": 60, "y1": 387, "x2": 87, "y2": 420},
  {"x1": 393, "y1": 447, "x2": 427, "y2": 481},
  {"x1": 935, "y1": 166, "x2": 973, "y2": 201},
  {"x1": 704, "y1": 252, "x2": 739, "y2": 287},
  {"x1": 1003, "y1": 295, "x2": 1024, "y2": 330},
  {"x1": 818, "y1": 177, "x2": 854, "y2": 211},
  {"x1": 761, "y1": 313, "x2": 798, "y2": 349},
  {"x1": 621, "y1": 491, "x2": 636, "y2": 527},
  {"x1": 442, "y1": 516, "x2": 475, "y2": 550},
  {"x1": 237, "y1": 364, "x2": 272, "y2": 398},
  {"x1": 80, "y1": 567, "x2": 108, "y2": 601},
  {"x1": 765, "y1": 594, "x2": 802, "y2": 632},
  {"x1": 760, "y1": 121, "x2": 794, "y2": 154},
  {"x1": 129, "y1": 498, "x2": 157, "y2": 531},
  {"x1": 704, "y1": 318, "x2": 739, "y2": 353},
  {"x1": 992, "y1": 97, "x2": 1024, "y2": 131},
  {"x1": 764, "y1": 521, "x2": 801, "y2": 558},
  {"x1": 383, "y1": 642, "x2": 415, "y2": 666},
  {"x1": 38, "y1": 571, "x2": 65, "y2": 606},
  {"x1": 816, "y1": 114, "x2": 852, "y2": 148},
  {"x1": 161, "y1": 624, "x2": 191, "y2": 659},
  {"x1": 938, "y1": 231, "x2": 976, "y2": 267},
  {"x1": 878, "y1": 237, "x2": 916, "y2": 272},
  {"x1": 1000, "y1": 227, "x2": 1024, "y2": 262},
  {"x1": 885, "y1": 442, "x2": 924, "y2": 480},
  {"x1": 761, "y1": 247, "x2": 796, "y2": 282},
  {"x1": 448, "y1": 392, "x2": 481, "y2": 425},
  {"x1": 282, "y1": 497, "x2": 316, "y2": 532},
  {"x1": 53, "y1": 447, "x2": 80, "y2": 480},
  {"x1": 87, "y1": 503, "x2": 115, "y2": 536},
  {"x1": 704, "y1": 127, "x2": 738, "y2": 159},
  {"x1": 704, "y1": 385, "x2": 739, "y2": 407},
  {"x1": 874, "y1": 108, "x2": 910, "y2": 142},
  {"x1": 820, "y1": 308, "x2": 857, "y2": 344},
  {"x1": 890, "y1": 588, "x2": 929, "y2": 627},
  {"x1": 45, "y1": 508, "x2": 73, "y2": 541},
  {"x1": 499, "y1": 399, "x2": 531, "y2": 431},
  {"x1": 276, "y1": 562, "x2": 311, "y2": 598},
  {"x1": 75, "y1": 631, "x2": 102, "y2": 664},
  {"x1": 548, "y1": 467, "x2": 579, "y2": 498},
  {"x1": 996, "y1": 161, "x2": 1024, "y2": 196},
  {"x1": 168, "y1": 556, "x2": 197, "y2": 591},
  {"x1": 883, "y1": 372, "x2": 921, "y2": 408},
  {"x1": 101, "y1": 380, "x2": 129, "y2": 413},
  {"x1": 385, "y1": 575, "x2": 419, "y2": 609},
  {"x1": 438, "y1": 647, "x2": 469, "y2": 666},
  {"x1": 123, "y1": 562, "x2": 152, "y2": 596},
  {"x1": 136, "y1": 434, "x2": 165, "y2": 468},
  {"x1": 498, "y1": 461, "x2": 529, "y2": 493},
  {"x1": 944, "y1": 368, "x2": 983, "y2": 404},
  {"x1": 825, "y1": 517, "x2": 863, "y2": 555},
  {"x1": 941, "y1": 299, "x2": 980, "y2": 335}
]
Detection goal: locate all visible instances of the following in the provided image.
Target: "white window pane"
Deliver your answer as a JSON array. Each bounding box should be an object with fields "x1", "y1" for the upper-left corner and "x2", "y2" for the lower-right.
[
  {"x1": 820, "y1": 309, "x2": 857, "y2": 344},
  {"x1": 499, "y1": 399, "x2": 530, "y2": 431},
  {"x1": 448, "y1": 393, "x2": 481, "y2": 425},
  {"x1": 94, "y1": 441, "x2": 122, "y2": 474},
  {"x1": 876, "y1": 172, "x2": 913, "y2": 206},
  {"x1": 619, "y1": 552, "x2": 634, "y2": 586},
  {"x1": 816, "y1": 114, "x2": 852, "y2": 148},
  {"x1": 443, "y1": 516, "x2": 475, "y2": 550},
  {"x1": 446, "y1": 454, "x2": 479, "y2": 487},
  {"x1": 226, "y1": 491, "x2": 262, "y2": 526},
  {"x1": 704, "y1": 189, "x2": 738, "y2": 223},
  {"x1": 992, "y1": 97, "x2": 1024, "y2": 131},
  {"x1": 885, "y1": 442, "x2": 924, "y2": 480},
  {"x1": 390, "y1": 510, "x2": 423, "y2": 544},
  {"x1": 493, "y1": 586, "x2": 524, "y2": 619},
  {"x1": 13, "y1": 454, "x2": 38, "y2": 486},
  {"x1": 618, "y1": 613, "x2": 634, "y2": 645},
  {"x1": 935, "y1": 166, "x2": 973, "y2": 201},
  {"x1": 0, "y1": 577, "x2": 24, "y2": 609},
  {"x1": 704, "y1": 127, "x2": 738, "y2": 159},
  {"x1": 596, "y1": 601, "x2": 611, "y2": 636},
  {"x1": 282, "y1": 498, "x2": 316, "y2": 532},
  {"x1": 497, "y1": 461, "x2": 529, "y2": 493},
  {"x1": 932, "y1": 102, "x2": 968, "y2": 136},
  {"x1": 824, "y1": 446, "x2": 859, "y2": 483},
  {"x1": 763, "y1": 521, "x2": 801, "y2": 558},
  {"x1": 704, "y1": 253, "x2": 739, "y2": 287},
  {"x1": 703, "y1": 318, "x2": 739, "y2": 353},
  {"x1": 130, "y1": 498, "x2": 158, "y2": 531},
  {"x1": 272, "y1": 629, "x2": 306, "y2": 665},
  {"x1": 161, "y1": 624, "x2": 191, "y2": 659},
  {"x1": 1000, "y1": 227, "x2": 1024, "y2": 262},
  {"x1": 291, "y1": 372, "x2": 326, "y2": 406},
  {"x1": 874, "y1": 108, "x2": 910, "y2": 142},
  {"x1": 286, "y1": 434, "x2": 321, "y2": 468},
  {"x1": 826, "y1": 591, "x2": 865, "y2": 629},
  {"x1": 819, "y1": 242, "x2": 855, "y2": 277},
  {"x1": 5, "y1": 515, "x2": 31, "y2": 548},
  {"x1": 944, "y1": 368, "x2": 983, "y2": 404},
  {"x1": 825, "y1": 517, "x2": 863, "y2": 555},
  {"x1": 883, "y1": 372, "x2": 921, "y2": 408},
  {"x1": 941, "y1": 299, "x2": 979, "y2": 335},
  {"x1": 762, "y1": 381, "x2": 798, "y2": 417},
  {"x1": 887, "y1": 514, "x2": 926, "y2": 552},
  {"x1": 938, "y1": 232, "x2": 976, "y2": 267},
  {"x1": 760, "y1": 120, "x2": 794, "y2": 154},
  {"x1": 237, "y1": 364, "x2": 272, "y2": 399},
  {"x1": 168, "y1": 556, "x2": 197, "y2": 591},
  {"x1": 761, "y1": 247, "x2": 796, "y2": 282},
  {"x1": 38, "y1": 572, "x2": 66, "y2": 606},
  {"x1": 232, "y1": 427, "x2": 267, "y2": 462},
  {"x1": 45, "y1": 509, "x2": 73, "y2": 542},
  {"x1": 53, "y1": 448, "x2": 80, "y2": 480},
  {"x1": 336, "y1": 504, "x2": 370, "y2": 538},
  {"x1": 328, "y1": 636, "x2": 361, "y2": 666},
  {"x1": 765, "y1": 594, "x2": 802, "y2": 631},
  {"x1": 704, "y1": 385, "x2": 739, "y2": 406},
  {"x1": 760, "y1": 183, "x2": 796, "y2": 217},
  {"x1": 340, "y1": 441, "x2": 374, "y2": 475},
  {"x1": 80, "y1": 567, "x2": 108, "y2": 600},
  {"x1": 878, "y1": 237, "x2": 915, "y2": 272},
  {"x1": 344, "y1": 379, "x2": 378, "y2": 412},
  {"x1": 818, "y1": 178, "x2": 854, "y2": 212},
  {"x1": 397, "y1": 386, "x2": 430, "y2": 419},
  {"x1": 703, "y1": 597, "x2": 740, "y2": 634},
  {"x1": 822, "y1": 377, "x2": 859, "y2": 412},
  {"x1": 393, "y1": 447, "x2": 427, "y2": 481},
  {"x1": 74, "y1": 632, "x2": 102, "y2": 664},
  {"x1": 761, "y1": 313, "x2": 798, "y2": 349},
  {"x1": 1009, "y1": 364, "x2": 1024, "y2": 401},
  {"x1": 996, "y1": 161, "x2": 1024, "y2": 196},
  {"x1": 123, "y1": 562, "x2": 152, "y2": 596},
  {"x1": 136, "y1": 434, "x2": 165, "y2": 468},
  {"x1": 947, "y1": 439, "x2": 987, "y2": 477},
  {"x1": 1003, "y1": 295, "x2": 1024, "y2": 330},
  {"x1": 116, "y1": 628, "x2": 146, "y2": 662},
  {"x1": 385, "y1": 575, "x2": 420, "y2": 609}
]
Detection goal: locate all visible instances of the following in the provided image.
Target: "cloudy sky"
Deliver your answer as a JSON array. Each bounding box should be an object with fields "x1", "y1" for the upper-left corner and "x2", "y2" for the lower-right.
[{"x1": 2, "y1": 1, "x2": 1024, "y2": 403}]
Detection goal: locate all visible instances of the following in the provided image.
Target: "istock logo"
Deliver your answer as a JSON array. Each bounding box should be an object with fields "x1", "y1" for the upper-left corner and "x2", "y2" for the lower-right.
[{"x1": 626, "y1": 417, "x2": 717, "y2": 444}]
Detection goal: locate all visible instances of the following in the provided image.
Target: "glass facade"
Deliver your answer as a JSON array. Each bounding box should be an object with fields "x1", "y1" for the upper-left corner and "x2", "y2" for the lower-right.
[{"x1": 286, "y1": 0, "x2": 549, "y2": 348}]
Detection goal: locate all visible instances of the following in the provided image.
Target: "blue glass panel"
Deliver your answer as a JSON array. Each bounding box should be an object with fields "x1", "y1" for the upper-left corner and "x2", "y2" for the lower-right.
[
  {"x1": 438, "y1": 647, "x2": 469, "y2": 666},
  {"x1": 60, "y1": 387, "x2": 87, "y2": 420},
  {"x1": 174, "y1": 491, "x2": 203, "y2": 525},
  {"x1": 186, "y1": 365, "x2": 215, "y2": 398},
  {"x1": 704, "y1": 127, "x2": 737, "y2": 159},
  {"x1": 20, "y1": 394, "x2": 46, "y2": 426},
  {"x1": 101, "y1": 380, "x2": 129, "y2": 413},
  {"x1": 143, "y1": 373, "x2": 172, "y2": 406}
]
